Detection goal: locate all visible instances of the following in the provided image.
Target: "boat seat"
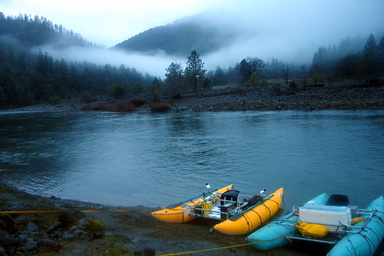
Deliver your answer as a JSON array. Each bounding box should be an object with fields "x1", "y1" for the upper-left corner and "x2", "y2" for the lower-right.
[
  {"x1": 326, "y1": 194, "x2": 349, "y2": 206},
  {"x1": 220, "y1": 190, "x2": 240, "y2": 204},
  {"x1": 247, "y1": 195, "x2": 263, "y2": 207}
]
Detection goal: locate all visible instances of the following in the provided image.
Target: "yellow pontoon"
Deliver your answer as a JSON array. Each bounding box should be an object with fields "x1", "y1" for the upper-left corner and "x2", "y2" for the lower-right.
[
  {"x1": 152, "y1": 184, "x2": 233, "y2": 223},
  {"x1": 152, "y1": 185, "x2": 284, "y2": 235}
]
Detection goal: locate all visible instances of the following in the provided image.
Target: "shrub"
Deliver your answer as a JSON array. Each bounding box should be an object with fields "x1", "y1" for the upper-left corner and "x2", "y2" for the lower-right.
[
  {"x1": 110, "y1": 84, "x2": 126, "y2": 99},
  {"x1": 81, "y1": 218, "x2": 105, "y2": 239}
]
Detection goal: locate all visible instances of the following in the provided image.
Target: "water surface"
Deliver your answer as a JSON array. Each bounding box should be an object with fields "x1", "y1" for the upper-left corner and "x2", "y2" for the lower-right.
[{"x1": 1, "y1": 110, "x2": 383, "y2": 210}]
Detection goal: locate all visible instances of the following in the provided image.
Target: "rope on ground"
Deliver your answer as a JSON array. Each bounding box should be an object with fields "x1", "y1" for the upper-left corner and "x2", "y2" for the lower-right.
[
  {"x1": 158, "y1": 236, "x2": 287, "y2": 256},
  {"x1": 0, "y1": 209, "x2": 154, "y2": 214},
  {"x1": 158, "y1": 242, "x2": 254, "y2": 256}
]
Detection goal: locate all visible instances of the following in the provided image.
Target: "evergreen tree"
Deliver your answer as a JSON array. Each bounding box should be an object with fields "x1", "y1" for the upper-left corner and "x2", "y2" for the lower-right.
[
  {"x1": 165, "y1": 62, "x2": 183, "y2": 95},
  {"x1": 238, "y1": 59, "x2": 251, "y2": 83},
  {"x1": 363, "y1": 33, "x2": 379, "y2": 75},
  {"x1": 145, "y1": 77, "x2": 162, "y2": 101},
  {"x1": 377, "y1": 35, "x2": 384, "y2": 75},
  {"x1": 185, "y1": 50, "x2": 206, "y2": 92},
  {"x1": 213, "y1": 66, "x2": 227, "y2": 86},
  {"x1": 336, "y1": 53, "x2": 362, "y2": 77}
]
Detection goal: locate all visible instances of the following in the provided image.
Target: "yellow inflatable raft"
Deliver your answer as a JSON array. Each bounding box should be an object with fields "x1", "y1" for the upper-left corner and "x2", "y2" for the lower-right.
[
  {"x1": 213, "y1": 187, "x2": 284, "y2": 235},
  {"x1": 152, "y1": 185, "x2": 284, "y2": 236},
  {"x1": 152, "y1": 184, "x2": 233, "y2": 223}
]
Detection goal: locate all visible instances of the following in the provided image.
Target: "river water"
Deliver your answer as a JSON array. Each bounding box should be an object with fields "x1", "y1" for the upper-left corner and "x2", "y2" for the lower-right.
[{"x1": 1, "y1": 110, "x2": 384, "y2": 212}]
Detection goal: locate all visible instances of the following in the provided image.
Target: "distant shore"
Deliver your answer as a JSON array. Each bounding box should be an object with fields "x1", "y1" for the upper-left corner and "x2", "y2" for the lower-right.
[
  {"x1": 4, "y1": 80, "x2": 384, "y2": 113},
  {"x1": 173, "y1": 81, "x2": 384, "y2": 112}
]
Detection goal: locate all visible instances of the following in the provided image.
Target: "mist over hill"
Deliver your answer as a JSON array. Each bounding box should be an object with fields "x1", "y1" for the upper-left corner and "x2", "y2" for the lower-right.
[
  {"x1": 114, "y1": 9, "x2": 241, "y2": 57},
  {"x1": 114, "y1": 3, "x2": 383, "y2": 67}
]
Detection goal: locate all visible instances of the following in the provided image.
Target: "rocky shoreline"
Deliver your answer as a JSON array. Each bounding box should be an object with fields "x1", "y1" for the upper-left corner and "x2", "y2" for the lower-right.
[
  {"x1": 171, "y1": 81, "x2": 384, "y2": 112},
  {"x1": 5, "y1": 80, "x2": 384, "y2": 114},
  {"x1": 1, "y1": 184, "x2": 271, "y2": 256},
  {"x1": 79, "y1": 80, "x2": 384, "y2": 113},
  {"x1": 3, "y1": 185, "x2": 382, "y2": 256}
]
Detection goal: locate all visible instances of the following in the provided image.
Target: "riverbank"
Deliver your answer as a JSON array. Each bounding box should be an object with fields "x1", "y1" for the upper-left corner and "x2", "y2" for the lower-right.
[
  {"x1": 5, "y1": 80, "x2": 384, "y2": 113},
  {"x1": 171, "y1": 80, "x2": 384, "y2": 112},
  {"x1": 1, "y1": 184, "x2": 309, "y2": 256},
  {"x1": 76, "y1": 81, "x2": 384, "y2": 113}
]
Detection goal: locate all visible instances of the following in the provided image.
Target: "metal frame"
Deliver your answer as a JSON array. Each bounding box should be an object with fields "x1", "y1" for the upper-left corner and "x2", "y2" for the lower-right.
[
  {"x1": 181, "y1": 192, "x2": 266, "y2": 221},
  {"x1": 285, "y1": 209, "x2": 379, "y2": 245}
]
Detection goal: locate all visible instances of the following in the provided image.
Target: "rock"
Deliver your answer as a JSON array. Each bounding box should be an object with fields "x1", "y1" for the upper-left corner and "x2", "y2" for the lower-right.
[
  {"x1": 58, "y1": 210, "x2": 84, "y2": 229},
  {"x1": 134, "y1": 247, "x2": 156, "y2": 256},
  {"x1": 47, "y1": 221, "x2": 61, "y2": 233},
  {"x1": 37, "y1": 239, "x2": 61, "y2": 253},
  {"x1": 62, "y1": 232, "x2": 77, "y2": 240},
  {"x1": 26, "y1": 222, "x2": 38, "y2": 232},
  {"x1": 73, "y1": 229, "x2": 87, "y2": 239},
  {"x1": 49, "y1": 230, "x2": 63, "y2": 239},
  {"x1": 0, "y1": 235, "x2": 19, "y2": 248},
  {"x1": 20, "y1": 244, "x2": 38, "y2": 255},
  {"x1": 0, "y1": 215, "x2": 17, "y2": 234},
  {"x1": 17, "y1": 234, "x2": 27, "y2": 244}
]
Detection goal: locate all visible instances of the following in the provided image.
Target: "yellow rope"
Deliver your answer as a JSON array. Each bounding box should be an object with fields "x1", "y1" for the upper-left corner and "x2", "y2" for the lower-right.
[
  {"x1": 0, "y1": 209, "x2": 153, "y2": 214},
  {"x1": 158, "y1": 236, "x2": 287, "y2": 256},
  {"x1": 158, "y1": 242, "x2": 255, "y2": 256}
]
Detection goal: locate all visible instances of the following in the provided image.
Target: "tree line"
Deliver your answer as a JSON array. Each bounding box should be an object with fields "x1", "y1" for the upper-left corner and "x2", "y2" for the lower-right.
[
  {"x1": 203, "y1": 33, "x2": 384, "y2": 90},
  {"x1": 0, "y1": 41, "x2": 153, "y2": 107},
  {"x1": 1, "y1": 12, "x2": 383, "y2": 108},
  {"x1": 0, "y1": 12, "x2": 102, "y2": 48}
]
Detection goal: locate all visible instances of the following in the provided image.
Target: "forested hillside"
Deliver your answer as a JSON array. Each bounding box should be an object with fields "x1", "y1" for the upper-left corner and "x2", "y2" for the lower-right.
[
  {"x1": 0, "y1": 13, "x2": 152, "y2": 108},
  {"x1": 0, "y1": 12, "x2": 97, "y2": 48},
  {"x1": 115, "y1": 11, "x2": 237, "y2": 56}
]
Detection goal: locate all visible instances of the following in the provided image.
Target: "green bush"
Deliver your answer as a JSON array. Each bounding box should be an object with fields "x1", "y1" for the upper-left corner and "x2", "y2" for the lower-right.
[{"x1": 110, "y1": 84, "x2": 126, "y2": 99}]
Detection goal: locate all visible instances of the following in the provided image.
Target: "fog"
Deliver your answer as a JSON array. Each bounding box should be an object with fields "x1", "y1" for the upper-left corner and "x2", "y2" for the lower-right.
[
  {"x1": 36, "y1": 46, "x2": 184, "y2": 78},
  {"x1": 36, "y1": 0, "x2": 383, "y2": 77}
]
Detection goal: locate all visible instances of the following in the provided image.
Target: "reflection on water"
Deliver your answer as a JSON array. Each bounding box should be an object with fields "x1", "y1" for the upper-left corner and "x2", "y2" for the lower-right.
[{"x1": 1, "y1": 110, "x2": 384, "y2": 210}]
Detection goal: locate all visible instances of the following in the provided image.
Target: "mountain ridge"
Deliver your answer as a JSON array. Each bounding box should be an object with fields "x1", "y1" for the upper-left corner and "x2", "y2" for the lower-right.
[
  {"x1": 0, "y1": 12, "x2": 99, "y2": 49},
  {"x1": 114, "y1": 9, "x2": 240, "y2": 56}
]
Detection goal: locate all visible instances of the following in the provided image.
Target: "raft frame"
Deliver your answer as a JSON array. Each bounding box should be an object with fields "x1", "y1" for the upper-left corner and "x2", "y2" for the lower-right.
[
  {"x1": 285, "y1": 208, "x2": 381, "y2": 244},
  {"x1": 185, "y1": 190, "x2": 269, "y2": 221}
]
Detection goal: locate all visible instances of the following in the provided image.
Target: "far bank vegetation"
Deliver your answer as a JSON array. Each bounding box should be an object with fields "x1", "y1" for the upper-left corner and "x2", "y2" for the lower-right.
[{"x1": 1, "y1": 14, "x2": 383, "y2": 109}]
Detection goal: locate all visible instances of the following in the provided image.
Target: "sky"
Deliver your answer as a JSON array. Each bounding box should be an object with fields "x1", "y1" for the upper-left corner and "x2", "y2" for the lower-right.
[
  {"x1": 1, "y1": 0, "x2": 223, "y2": 47},
  {"x1": 1, "y1": 0, "x2": 383, "y2": 76}
]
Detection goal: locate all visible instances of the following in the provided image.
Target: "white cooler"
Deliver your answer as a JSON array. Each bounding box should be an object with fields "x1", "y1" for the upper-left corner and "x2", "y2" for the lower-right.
[{"x1": 299, "y1": 205, "x2": 352, "y2": 232}]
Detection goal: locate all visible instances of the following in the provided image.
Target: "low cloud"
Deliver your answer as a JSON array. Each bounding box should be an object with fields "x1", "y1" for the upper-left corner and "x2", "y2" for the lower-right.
[
  {"x1": 35, "y1": 0, "x2": 384, "y2": 77},
  {"x1": 36, "y1": 45, "x2": 184, "y2": 78}
]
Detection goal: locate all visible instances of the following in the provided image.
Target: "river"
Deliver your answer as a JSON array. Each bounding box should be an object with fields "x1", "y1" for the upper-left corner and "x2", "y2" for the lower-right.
[{"x1": 1, "y1": 110, "x2": 383, "y2": 211}]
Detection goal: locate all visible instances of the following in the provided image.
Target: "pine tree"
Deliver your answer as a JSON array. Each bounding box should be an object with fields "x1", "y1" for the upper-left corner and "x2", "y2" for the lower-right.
[
  {"x1": 363, "y1": 34, "x2": 379, "y2": 75},
  {"x1": 185, "y1": 50, "x2": 206, "y2": 92},
  {"x1": 165, "y1": 62, "x2": 183, "y2": 95},
  {"x1": 377, "y1": 35, "x2": 384, "y2": 75}
]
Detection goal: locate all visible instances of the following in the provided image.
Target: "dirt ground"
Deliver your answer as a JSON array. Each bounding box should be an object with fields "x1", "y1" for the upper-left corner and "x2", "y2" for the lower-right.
[{"x1": 80, "y1": 209, "x2": 312, "y2": 256}]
